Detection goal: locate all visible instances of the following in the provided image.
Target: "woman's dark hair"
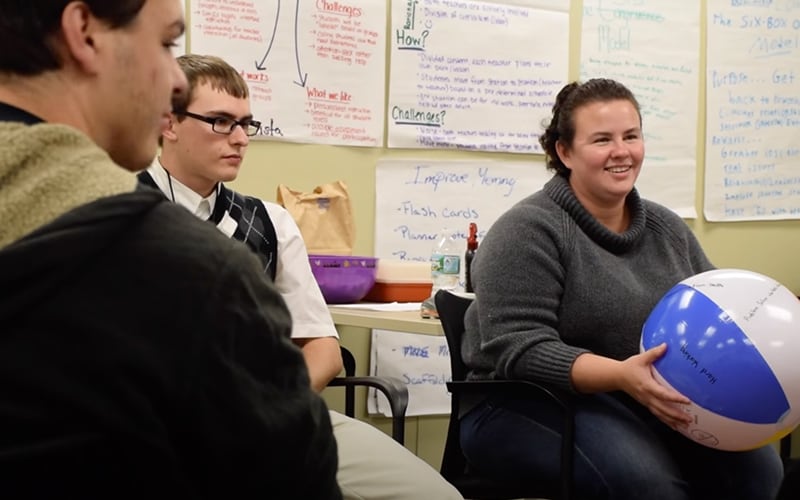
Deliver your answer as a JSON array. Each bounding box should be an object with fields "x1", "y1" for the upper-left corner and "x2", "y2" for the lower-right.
[
  {"x1": 538, "y1": 78, "x2": 642, "y2": 178},
  {"x1": 0, "y1": 0, "x2": 147, "y2": 75}
]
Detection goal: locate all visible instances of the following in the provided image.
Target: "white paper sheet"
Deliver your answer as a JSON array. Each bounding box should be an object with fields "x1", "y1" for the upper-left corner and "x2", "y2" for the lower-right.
[
  {"x1": 386, "y1": 0, "x2": 569, "y2": 153},
  {"x1": 189, "y1": 0, "x2": 386, "y2": 146},
  {"x1": 368, "y1": 329, "x2": 451, "y2": 417},
  {"x1": 580, "y1": 0, "x2": 701, "y2": 218},
  {"x1": 374, "y1": 158, "x2": 552, "y2": 281},
  {"x1": 329, "y1": 302, "x2": 422, "y2": 312},
  {"x1": 704, "y1": 0, "x2": 800, "y2": 221}
]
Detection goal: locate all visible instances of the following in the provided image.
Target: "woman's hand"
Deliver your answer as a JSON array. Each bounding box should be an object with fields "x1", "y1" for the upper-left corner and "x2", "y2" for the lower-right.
[
  {"x1": 619, "y1": 343, "x2": 693, "y2": 429},
  {"x1": 571, "y1": 347, "x2": 693, "y2": 429}
]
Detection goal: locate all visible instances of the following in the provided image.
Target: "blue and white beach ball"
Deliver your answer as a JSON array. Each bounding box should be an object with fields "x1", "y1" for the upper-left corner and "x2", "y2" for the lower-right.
[{"x1": 641, "y1": 269, "x2": 800, "y2": 451}]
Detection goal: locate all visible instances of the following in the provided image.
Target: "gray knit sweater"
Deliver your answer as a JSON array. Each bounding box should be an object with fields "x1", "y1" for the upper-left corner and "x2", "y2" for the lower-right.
[{"x1": 462, "y1": 174, "x2": 713, "y2": 392}]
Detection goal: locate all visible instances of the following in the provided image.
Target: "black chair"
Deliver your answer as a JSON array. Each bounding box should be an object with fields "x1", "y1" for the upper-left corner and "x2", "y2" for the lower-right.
[
  {"x1": 435, "y1": 289, "x2": 575, "y2": 500},
  {"x1": 781, "y1": 434, "x2": 793, "y2": 463},
  {"x1": 326, "y1": 346, "x2": 409, "y2": 444}
]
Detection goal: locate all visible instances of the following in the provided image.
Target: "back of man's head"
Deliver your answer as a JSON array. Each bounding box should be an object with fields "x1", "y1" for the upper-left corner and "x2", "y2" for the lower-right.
[
  {"x1": 0, "y1": 1, "x2": 146, "y2": 75},
  {"x1": 172, "y1": 54, "x2": 249, "y2": 114}
]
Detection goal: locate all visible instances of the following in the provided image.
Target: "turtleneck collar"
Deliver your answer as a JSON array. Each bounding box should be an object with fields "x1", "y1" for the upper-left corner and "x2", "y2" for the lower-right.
[{"x1": 544, "y1": 174, "x2": 646, "y2": 254}]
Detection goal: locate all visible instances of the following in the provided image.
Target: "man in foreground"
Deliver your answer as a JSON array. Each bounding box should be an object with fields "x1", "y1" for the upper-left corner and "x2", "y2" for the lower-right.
[{"x1": 0, "y1": 1, "x2": 340, "y2": 497}]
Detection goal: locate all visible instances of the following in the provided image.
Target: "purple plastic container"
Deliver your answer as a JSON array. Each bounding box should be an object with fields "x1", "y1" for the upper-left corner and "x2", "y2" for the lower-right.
[{"x1": 308, "y1": 255, "x2": 379, "y2": 304}]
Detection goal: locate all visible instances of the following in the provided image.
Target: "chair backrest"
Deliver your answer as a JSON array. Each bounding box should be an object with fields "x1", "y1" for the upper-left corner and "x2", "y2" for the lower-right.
[
  {"x1": 435, "y1": 290, "x2": 474, "y2": 383},
  {"x1": 340, "y1": 346, "x2": 357, "y2": 377},
  {"x1": 434, "y1": 289, "x2": 474, "y2": 481}
]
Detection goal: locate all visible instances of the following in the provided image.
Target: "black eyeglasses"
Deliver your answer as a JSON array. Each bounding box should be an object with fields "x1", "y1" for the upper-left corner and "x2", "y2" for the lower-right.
[{"x1": 174, "y1": 110, "x2": 261, "y2": 136}]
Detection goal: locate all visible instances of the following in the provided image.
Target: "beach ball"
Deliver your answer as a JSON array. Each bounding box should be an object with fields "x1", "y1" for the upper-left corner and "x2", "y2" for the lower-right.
[{"x1": 640, "y1": 268, "x2": 800, "y2": 451}]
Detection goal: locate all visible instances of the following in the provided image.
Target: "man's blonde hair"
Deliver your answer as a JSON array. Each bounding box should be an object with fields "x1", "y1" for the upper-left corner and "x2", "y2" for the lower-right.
[{"x1": 172, "y1": 54, "x2": 249, "y2": 114}]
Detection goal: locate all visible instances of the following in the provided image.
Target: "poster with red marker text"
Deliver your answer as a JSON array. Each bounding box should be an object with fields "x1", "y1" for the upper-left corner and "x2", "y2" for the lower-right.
[{"x1": 190, "y1": 0, "x2": 386, "y2": 146}]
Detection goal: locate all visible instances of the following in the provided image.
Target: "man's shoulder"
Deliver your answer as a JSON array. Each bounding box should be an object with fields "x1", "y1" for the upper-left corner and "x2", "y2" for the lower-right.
[
  {"x1": 220, "y1": 185, "x2": 294, "y2": 224},
  {"x1": 81, "y1": 189, "x2": 263, "y2": 276},
  {"x1": 143, "y1": 196, "x2": 254, "y2": 254}
]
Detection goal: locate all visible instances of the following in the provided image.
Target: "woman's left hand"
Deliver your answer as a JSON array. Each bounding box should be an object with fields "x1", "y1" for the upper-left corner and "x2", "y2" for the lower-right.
[{"x1": 619, "y1": 343, "x2": 693, "y2": 429}]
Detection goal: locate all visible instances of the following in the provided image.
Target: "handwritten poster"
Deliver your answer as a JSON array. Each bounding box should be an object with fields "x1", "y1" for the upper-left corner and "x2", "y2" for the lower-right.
[
  {"x1": 189, "y1": 0, "x2": 386, "y2": 146},
  {"x1": 580, "y1": 0, "x2": 701, "y2": 218},
  {"x1": 704, "y1": 0, "x2": 800, "y2": 221},
  {"x1": 386, "y1": 0, "x2": 569, "y2": 153},
  {"x1": 369, "y1": 329, "x2": 451, "y2": 416},
  {"x1": 374, "y1": 159, "x2": 551, "y2": 275}
]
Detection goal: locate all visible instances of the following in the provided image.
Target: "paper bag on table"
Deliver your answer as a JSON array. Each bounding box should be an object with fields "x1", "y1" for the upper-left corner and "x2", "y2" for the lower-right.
[{"x1": 277, "y1": 181, "x2": 355, "y2": 255}]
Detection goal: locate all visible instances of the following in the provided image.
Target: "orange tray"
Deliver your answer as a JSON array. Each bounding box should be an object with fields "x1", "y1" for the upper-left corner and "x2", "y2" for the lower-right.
[{"x1": 363, "y1": 281, "x2": 432, "y2": 303}]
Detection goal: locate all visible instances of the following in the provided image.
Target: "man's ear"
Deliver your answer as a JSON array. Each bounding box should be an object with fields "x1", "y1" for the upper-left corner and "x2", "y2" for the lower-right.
[
  {"x1": 161, "y1": 115, "x2": 180, "y2": 143},
  {"x1": 59, "y1": 2, "x2": 104, "y2": 74}
]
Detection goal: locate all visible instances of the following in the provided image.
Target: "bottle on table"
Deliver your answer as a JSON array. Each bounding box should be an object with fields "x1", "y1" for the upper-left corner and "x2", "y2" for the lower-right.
[
  {"x1": 464, "y1": 222, "x2": 478, "y2": 293},
  {"x1": 420, "y1": 227, "x2": 461, "y2": 319}
]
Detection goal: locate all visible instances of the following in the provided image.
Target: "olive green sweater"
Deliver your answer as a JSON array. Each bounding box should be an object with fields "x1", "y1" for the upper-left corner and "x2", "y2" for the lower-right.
[{"x1": 0, "y1": 122, "x2": 136, "y2": 249}]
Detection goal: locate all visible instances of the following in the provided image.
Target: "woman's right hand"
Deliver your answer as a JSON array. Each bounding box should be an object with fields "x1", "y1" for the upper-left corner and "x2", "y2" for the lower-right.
[{"x1": 619, "y1": 343, "x2": 693, "y2": 429}]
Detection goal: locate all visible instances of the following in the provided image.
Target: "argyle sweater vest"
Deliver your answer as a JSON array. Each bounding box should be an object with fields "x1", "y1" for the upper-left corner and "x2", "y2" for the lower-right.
[{"x1": 137, "y1": 172, "x2": 278, "y2": 281}]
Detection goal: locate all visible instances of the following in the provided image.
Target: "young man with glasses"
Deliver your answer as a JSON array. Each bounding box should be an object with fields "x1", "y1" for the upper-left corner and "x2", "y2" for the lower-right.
[
  {"x1": 139, "y1": 53, "x2": 463, "y2": 500},
  {"x1": 0, "y1": 2, "x2": 339, "y2": 498}
]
